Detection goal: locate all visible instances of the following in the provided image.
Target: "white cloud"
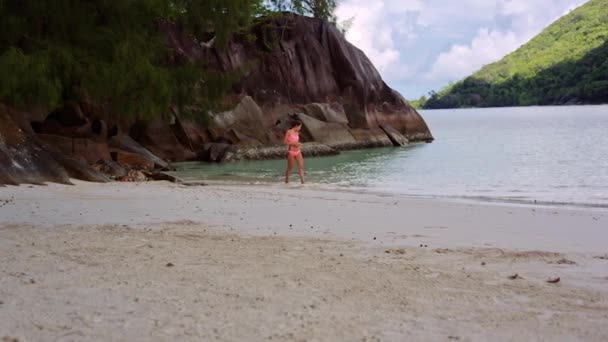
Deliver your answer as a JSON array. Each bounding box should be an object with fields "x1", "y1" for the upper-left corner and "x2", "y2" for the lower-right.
[
  {"x1": 336, "y1": 2, "x2": 396, "y2": 73},
  {"x1": 336, "y1": 0, "x2": 423, "y2": 75},
  {"x1": 336, "y1": 0, "x2": 589, "y2": 97},
  {"x1": 424, "y1": 28, "x2": 522, "y2": 81},
  {"x1": 424, "y1": 0, "x2": 588, "y2": 82}
]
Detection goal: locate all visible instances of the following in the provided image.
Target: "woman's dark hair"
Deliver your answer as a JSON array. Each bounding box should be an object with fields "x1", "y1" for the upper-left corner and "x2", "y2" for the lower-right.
[{"x1": 289, "y1": 119, "x2": 302, "y2": 128}]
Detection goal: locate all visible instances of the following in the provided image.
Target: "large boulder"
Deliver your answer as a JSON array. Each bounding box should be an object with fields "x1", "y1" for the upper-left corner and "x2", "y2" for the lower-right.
[
  {"x1": 162, "y1": 13, "x2": 434, "y2": 143},
  {"x1": 212, "y1": 96, "x2": 263, "y2": 129},
  {"x1": 129, "y1": 119, "x2": 196, "y2": 162},
  {"x1": 379, "y1": 124, "x2": 409, "y2": 147},
  {"x1": 32, "y1": 117, "x2": 109, "y2": 142},
  {"x1": 1, "y1": 105, "x2": 108, "y2": 185},
  {"x1": 350, "y1": 129, "x2": 393, "y2": 148},
  {"x1": 235, "y1": 142, "x2": 339, "y2": 161},
  {"x1": 210, "y1": 96, "x2": 270, "y2": 146},
  {"x1": 299, "y1": 102, "x2": 349, "y2": 125},
  {"x1": 108, "y1": 135, "x2": 171, "y2": 170},
  {"x1": 111, "y1": 151, "x2": 155, "y2": 170},
  {"x1": 199, "y1": 142, "x2": 238, "y2": 162},
  {"x1": 0, "y1": 128, "x2": 69, "y2": 185},
  {"x1": 47, "y1": 148, "x2": 110, "y2": 183},
  {"x1": 178, "y1": 119, "x2": 211, "y2": 152},
  {"x1": 94, "y1": 159, "x2": 127, "y2": 178},
  {"x1": 38, "y1": 134, "x2": 111, "y2": 164},
  {"x1": 296, "y1": 113, "x2": 357, "y2": 148}
]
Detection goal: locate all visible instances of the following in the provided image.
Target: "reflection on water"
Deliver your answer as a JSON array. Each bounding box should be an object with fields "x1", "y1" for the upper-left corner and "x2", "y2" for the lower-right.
[{"x1": 169, "y1": 105, "x2": 608, "y2": 207}]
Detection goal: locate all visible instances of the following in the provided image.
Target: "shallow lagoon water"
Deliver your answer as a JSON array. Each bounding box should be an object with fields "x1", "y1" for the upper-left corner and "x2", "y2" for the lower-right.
[{"x1": 171, "y1": 105, "x2": 608, "y2": 207}]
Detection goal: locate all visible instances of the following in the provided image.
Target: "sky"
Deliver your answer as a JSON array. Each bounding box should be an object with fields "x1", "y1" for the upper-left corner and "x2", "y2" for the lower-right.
[{"x1": 335, "y1": 0, "x2": 588, "y2": 99}]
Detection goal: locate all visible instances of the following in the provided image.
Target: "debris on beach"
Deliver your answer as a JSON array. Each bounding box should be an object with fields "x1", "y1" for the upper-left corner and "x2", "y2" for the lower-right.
[
  {"x1": 434, "y1": 248, "x2": 454, "y2": 254},
  {"x1": 0, "y1": 196, "x2": 15, "y2": 207},
  {"x1": 547, "y1": 277, "x2": 561, "y2": 283},
  {"x1": 508, "y1": 273, "x2": 520, "y2": 280},
  {"x1": 385, "y1": 248, "x2": 406, "y2": 255},
  {"x1": 593, "y1": 254, "x2": 608, "y2": 260},
  {"x1": 116, "y1": 169, "x2": 147, "y2": 182},
  {"x1": 549, "y1": 258, "x2": 576, "y2": 265},
  {"x1": 166, "y1": 262, "x2": 174, "y2": 267}
]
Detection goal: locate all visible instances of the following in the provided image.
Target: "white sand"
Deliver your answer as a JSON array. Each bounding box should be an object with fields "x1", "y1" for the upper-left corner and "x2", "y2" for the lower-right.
[{"x1": 1, "y1": 181, "x2": 607, "y2": 341}]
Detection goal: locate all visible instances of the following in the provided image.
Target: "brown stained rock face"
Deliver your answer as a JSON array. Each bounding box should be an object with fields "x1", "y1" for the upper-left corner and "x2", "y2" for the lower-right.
[
  {"x1": 162, "y1": 13, "x2": 433, "y2": 143},
  {"x1": 38, "y1": 134, "x2": 111, "y2": 164},
  {"x1": 1, "y1": 108, "x2": 67, "y2": 185},
  {"x1": 379, "y1": 124, "x2": 409, "y2": 147},
  {"x1": 111, "y1": 151, "x2": 155, "y2": 170},
  {"x1": 296, "y1": 113, "x2": 357, "y2": 147},
  {"x1": 349, "y1": 129, "x2": 393, "y2": 148},
  {"x1": 94, "y1": 159, "x2": 127, "y2": 179},
  {"x1": 0, "y1": 105, "x2": 108, "y2": 185},
  {"x1": 299, "y1": 103, "x2": 350, "y2": 125},
  {"x1": 129, "y1": 119, "x2": 196, "y2": 163},
  {"x1": 108, "y1": 135, "x2": 171, "y2": 171}
]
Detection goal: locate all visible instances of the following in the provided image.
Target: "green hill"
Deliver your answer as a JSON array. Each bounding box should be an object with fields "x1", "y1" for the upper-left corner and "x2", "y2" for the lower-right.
[{"x1": 421, "y1": 0, "x2": 608, "y2": 109}]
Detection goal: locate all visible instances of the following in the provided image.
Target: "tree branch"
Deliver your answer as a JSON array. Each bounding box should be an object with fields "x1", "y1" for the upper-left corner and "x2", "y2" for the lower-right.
[{"x1": 200, "y1": 36, "x2": 216, "y2": 48}]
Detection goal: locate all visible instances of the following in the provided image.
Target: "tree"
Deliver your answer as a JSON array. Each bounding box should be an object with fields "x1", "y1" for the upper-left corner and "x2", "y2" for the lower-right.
[
  {"x1": 265, "y1": 0, "x2": 338, "y2": 23},
  {"x1": 0, "y1": 0, "x2": 263, "y2": 120}
]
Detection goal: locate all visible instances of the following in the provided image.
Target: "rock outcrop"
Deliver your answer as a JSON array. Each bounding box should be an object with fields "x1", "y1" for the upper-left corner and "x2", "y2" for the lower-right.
[
  {"x1": 163, "y1": 12, "x2": 433, "y2": 148},
  {"x1": 1, "y1": 13, "x2": 434, "y2": 185},
  {"x1": 0, "y1": 105, "x2": 109, "y2": 185}
]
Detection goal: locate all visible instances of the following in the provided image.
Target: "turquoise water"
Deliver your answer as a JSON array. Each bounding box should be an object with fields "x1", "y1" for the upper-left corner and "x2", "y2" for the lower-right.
[{"x1": 171, "y1": 105, "x2": 608, "y2": 207}]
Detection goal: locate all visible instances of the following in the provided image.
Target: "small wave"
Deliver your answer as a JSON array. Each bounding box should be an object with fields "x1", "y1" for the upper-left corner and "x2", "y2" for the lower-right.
[{"x1": 419, "y1": 194, "x2": 608, "y2": 209}]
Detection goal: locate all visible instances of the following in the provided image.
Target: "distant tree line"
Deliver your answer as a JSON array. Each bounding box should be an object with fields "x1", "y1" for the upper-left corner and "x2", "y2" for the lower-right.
[
  {"x1": 420, "y1": 40, "x2": 608, "y2": 109},
  {"x1": 413, "y1": 0, "x2": 608, "y2": 109}
]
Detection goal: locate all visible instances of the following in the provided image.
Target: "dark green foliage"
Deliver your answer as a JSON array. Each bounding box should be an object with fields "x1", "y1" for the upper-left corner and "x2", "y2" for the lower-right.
[
  {"x1": 265, "y1": 0, "x2": 338, "y2": 23},
  {"x1": 408, "y1": 95, "x2": 427, "y2": 109},
  {"x1": 0, "y1": 0, "x2": 339, "y2": 121},
  {"x1": 0, "y1": 48, "x2": 62, "y2": 108},
  {"x1": 0, "y1": 0, "x2": 262, "y2": 121},
  {"x1": 422, "y1": 0, "x2": 608, "y2": 109},
  {"x1": 169, "y1": 0, "x2": 264, "y2": 48}
]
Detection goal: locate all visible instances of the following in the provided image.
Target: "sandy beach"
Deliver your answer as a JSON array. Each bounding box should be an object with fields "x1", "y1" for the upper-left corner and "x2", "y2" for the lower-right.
[{"x1": 1, "y1": 181, "x2": 608, "y2": 341}]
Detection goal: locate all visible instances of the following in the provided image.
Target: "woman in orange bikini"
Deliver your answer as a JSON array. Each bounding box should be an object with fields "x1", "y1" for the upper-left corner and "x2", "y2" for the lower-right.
[{"x1": 283, "y1": 120, "x2": 305, "y2": 184}]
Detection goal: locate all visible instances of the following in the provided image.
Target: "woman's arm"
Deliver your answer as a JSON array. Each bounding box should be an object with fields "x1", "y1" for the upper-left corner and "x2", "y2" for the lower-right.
[{"x1": 283, "y1": 130, "x2": 290, "y2": 145}]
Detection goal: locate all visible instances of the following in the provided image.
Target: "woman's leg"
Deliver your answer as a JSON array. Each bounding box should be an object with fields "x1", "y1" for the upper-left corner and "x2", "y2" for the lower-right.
[
  {"x1": 285, "y1": 153, "x2": 294, "y2": 183},
  {"x1": 295, "y1": 154, "x2": 305, "y2": 184}
]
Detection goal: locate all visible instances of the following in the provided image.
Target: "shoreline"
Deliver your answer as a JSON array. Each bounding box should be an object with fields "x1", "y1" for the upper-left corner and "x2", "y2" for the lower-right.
[
  {"x1": 2, "y1": 181, "x2": 608, "y2": 340},
  {"x1": 172, "y1": 177, "x2": 608, "y2": 210}
]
